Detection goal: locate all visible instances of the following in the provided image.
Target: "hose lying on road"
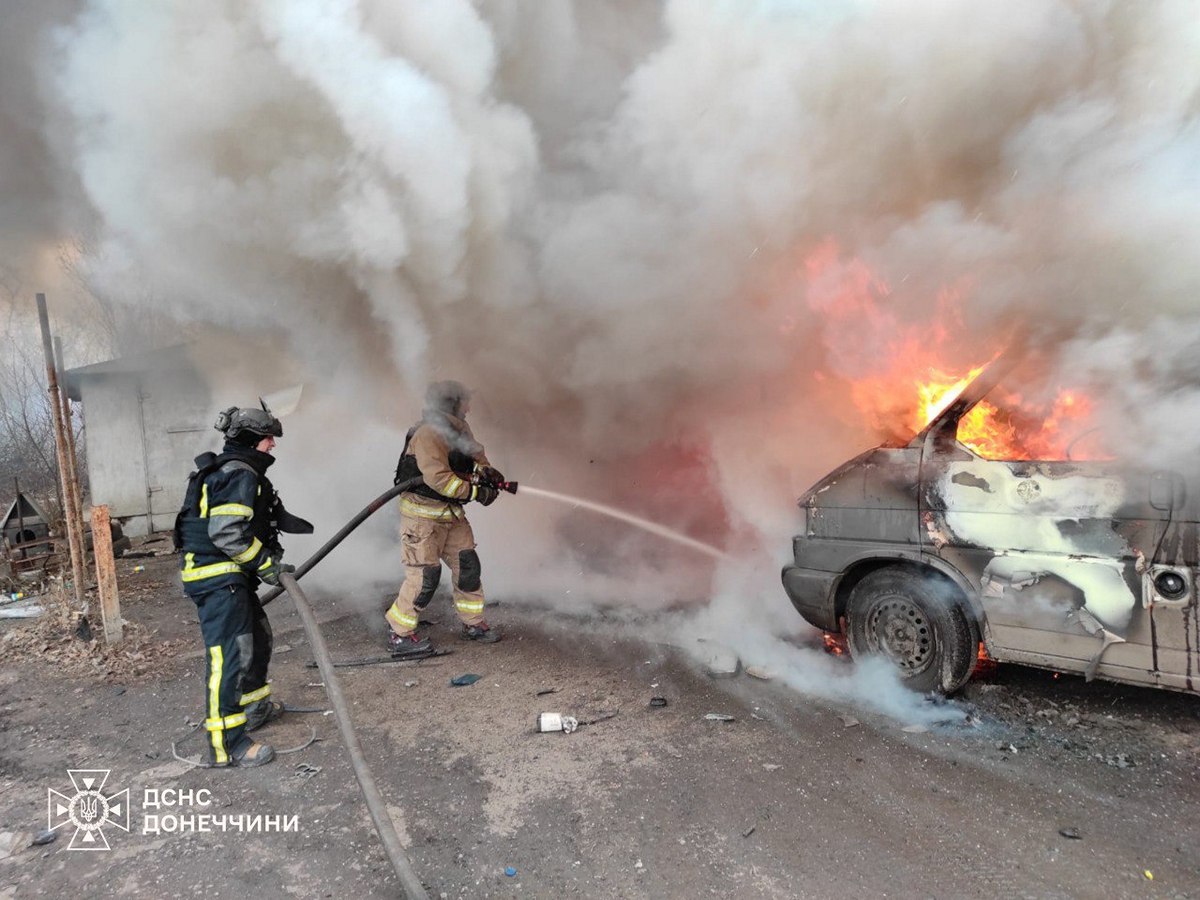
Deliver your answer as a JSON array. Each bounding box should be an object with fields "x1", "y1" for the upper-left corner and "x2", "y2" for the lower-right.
[
  {"x1": 261, "y1": 477, "x2": 422, "y2": 607},
  {"x1": 280, "y1": 572, "x2": 429, "y2": 900}
]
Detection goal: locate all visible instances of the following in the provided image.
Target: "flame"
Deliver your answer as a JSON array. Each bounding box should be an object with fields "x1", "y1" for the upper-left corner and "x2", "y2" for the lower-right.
[
  {"x1": 822, "y1": 631, "x2": 848, "y2": 657},
  {"x1": 973, "y1": 642, "x2": 998, "y2": 680},
  {"x1": 803, "y1": 240, "x2": 1110, "y2": 461}
]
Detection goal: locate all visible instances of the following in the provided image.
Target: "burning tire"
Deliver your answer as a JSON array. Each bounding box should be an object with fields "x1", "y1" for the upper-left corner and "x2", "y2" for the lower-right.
[{"x1": 845, "y1": 567, "x2": 977, "y2": 694}]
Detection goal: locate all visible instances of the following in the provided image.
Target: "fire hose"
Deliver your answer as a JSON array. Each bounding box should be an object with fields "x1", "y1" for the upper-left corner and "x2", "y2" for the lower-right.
[
  {"x1": 281, "y1": 572, "x2": 428, "y2": 900},
  {"x1": 262, "y1": 474, "x2": 516, "y2": 897}
]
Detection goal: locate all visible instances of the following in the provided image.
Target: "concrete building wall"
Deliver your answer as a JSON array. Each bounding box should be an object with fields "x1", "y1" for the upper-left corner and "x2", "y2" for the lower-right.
[
  {"x1": 79, "y1": 363, "x2": 212, "y2": 537},
  {"x1": 71, "y1": 340, "x2": 305, "y2": 538}
]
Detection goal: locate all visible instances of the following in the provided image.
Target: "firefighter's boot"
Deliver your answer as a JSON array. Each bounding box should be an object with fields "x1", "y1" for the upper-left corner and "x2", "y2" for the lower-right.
[
  {"x1": 207, "y1": 736, "x2": 275, "y2": 768},
  {"x1": 244, "y1": 699, "x2": 285, "y2": 732},
  {"x1": 461, "y1": 623, "x2": 501, "y2": 643},
  {"x1": 389, "y1": 632, "x2": 435, "y2": 659}
]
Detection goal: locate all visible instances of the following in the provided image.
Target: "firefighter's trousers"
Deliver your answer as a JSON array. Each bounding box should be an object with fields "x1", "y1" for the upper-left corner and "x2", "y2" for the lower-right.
[
  {"x1": 386, "y1": 514, "x2": 485, "y2": 635},
  {"x1": 191, "y1": 582, "x2": 273, "y2": 765}
]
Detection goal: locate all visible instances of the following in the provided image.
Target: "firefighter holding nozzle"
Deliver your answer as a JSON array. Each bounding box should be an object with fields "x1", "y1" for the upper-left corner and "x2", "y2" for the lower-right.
[
  {"x1": 175, "y1": 404, "x2": 312, "y2": 767},
  {"x1": 385, "y1": 381, "x2": 506, "y2": 658}
]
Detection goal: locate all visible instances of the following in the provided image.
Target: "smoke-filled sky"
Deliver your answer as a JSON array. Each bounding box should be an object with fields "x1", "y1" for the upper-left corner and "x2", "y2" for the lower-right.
[{"x1": 3, "y1": 0, "x2": 1200, "y2": 618}]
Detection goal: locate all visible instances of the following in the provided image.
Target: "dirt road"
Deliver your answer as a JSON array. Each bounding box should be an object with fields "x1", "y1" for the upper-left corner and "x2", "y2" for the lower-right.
[{"x1": 1, "y1": 548, "x2": 1198, "y2": 898}]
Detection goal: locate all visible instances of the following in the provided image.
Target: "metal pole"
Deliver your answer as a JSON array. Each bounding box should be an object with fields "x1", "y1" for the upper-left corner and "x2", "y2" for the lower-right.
[
  {"x1": 14, "y1": 477, "x2": 25, "y2": 546},
  {"x1": 35, "y1": 294, "x2": 86, "y2": 608},
  {"x1": 54, "y1": 337, "x2": 88, "y2": 572},
  {"x1": 135, "y1": 387, "x2": 154, "y2": 533},
  {"x1": 279, "y1": 573, "x2": 429, "y2": 899}
]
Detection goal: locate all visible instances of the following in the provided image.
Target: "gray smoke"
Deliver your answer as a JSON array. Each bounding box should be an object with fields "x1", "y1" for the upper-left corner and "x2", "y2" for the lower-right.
[{"x1": 3, "y1": 1, "x2": 1199, "y2": 713}]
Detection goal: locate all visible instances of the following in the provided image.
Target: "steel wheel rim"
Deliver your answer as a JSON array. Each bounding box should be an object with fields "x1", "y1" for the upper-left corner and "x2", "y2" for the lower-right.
[{"x1": 863, "y1": 594, "x2": 935, "y2": 675}]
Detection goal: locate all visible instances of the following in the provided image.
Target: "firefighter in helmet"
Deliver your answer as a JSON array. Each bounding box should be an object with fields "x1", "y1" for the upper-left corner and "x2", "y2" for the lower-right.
[
  {"x1": 385, "y1": 380, "x2": 504, "y2": 657},
  {"x1": 175, "y1": 403, "x2": 312, "y2": 767}
]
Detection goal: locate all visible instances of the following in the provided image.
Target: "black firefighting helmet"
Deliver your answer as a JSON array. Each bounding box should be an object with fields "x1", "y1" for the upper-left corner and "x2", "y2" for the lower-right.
[
  {"x1": 214, "y1": 400, "x2": 283, "y2": 446},
  {"x1": 424, "y1": 380, "x2": 471, "y2": 419}
]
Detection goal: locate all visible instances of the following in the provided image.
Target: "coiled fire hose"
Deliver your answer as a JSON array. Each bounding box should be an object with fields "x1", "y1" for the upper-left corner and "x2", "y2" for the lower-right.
[{"x1": 268, "y1": 478, "x2": 429, "y2": 899}]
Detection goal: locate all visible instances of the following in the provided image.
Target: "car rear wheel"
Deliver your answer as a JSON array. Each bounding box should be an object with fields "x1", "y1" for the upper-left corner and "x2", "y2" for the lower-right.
[{"x1": 845, "y1": 567, "x2": 977, "y2": 694}]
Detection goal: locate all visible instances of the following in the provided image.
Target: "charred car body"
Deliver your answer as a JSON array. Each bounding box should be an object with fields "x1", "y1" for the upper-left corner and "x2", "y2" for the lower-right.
[{"x1": 783, "y1": 360, "x2": 1200, "y2": 694}]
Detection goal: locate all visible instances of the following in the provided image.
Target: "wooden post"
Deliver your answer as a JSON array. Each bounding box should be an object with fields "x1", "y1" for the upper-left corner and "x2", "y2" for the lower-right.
[
  {"x1": 90, "y1": 505, "x2": 122, "y2": 644},
  {"x1": 53, "y1": 337, "x2": 88, "y2": 574},
  {"x1": 35, "y1": 293, "x2": 86, "y2": 609}
]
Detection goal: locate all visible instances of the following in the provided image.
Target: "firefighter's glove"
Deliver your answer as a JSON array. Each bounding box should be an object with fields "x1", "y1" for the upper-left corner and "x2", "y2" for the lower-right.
[
  {"x1": 473, "y1": 466, "x2": 506, "y2": 488},
  {"x1": 471, "y1": 484, "x2": 499, "y2": 507},
  {"x1": 259, "y1": 561, "x2": 296, "y2": 587}
]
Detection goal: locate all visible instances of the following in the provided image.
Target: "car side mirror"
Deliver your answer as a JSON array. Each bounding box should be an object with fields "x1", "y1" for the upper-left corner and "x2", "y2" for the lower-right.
[{"x1": 1150, "y1": 471, "x2": 1184, "y2": 511}]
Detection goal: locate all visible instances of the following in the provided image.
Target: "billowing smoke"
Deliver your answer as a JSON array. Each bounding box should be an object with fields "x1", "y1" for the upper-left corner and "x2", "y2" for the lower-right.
[{"x1": 3, "y1": 1, "x2": 1199, "y2": 712}]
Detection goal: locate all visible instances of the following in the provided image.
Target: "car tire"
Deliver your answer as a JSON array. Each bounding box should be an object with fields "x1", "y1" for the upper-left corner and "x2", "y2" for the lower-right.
[{"x1": 846, "y1": 567, "x2": 978, "y2": 694}]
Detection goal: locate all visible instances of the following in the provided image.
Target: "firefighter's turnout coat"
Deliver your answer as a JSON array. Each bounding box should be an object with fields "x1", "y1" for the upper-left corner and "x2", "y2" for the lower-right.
[
  {"x1": 386, "y1": 412, "x2": 491, "y2": 634},
  {"x1": 176, "y1": 446, "x2": 284, "y2": 592}
]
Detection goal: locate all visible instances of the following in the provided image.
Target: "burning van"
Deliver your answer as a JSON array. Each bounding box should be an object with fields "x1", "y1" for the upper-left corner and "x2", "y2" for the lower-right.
[{"x1": 782, "y1": 355, "x2": 1200, "y2": 694}]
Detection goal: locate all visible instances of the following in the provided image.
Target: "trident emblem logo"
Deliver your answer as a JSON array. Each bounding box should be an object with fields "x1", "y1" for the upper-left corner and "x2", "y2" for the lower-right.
[{"x1": 47, "y1": 770, "x2": 130, "y2": 850}]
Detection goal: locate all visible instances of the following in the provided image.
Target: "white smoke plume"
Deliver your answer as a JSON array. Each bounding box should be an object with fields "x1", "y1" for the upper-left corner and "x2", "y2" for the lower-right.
[{"x1": 3, "y1": 1, "x2": 1199, "y2": 714}]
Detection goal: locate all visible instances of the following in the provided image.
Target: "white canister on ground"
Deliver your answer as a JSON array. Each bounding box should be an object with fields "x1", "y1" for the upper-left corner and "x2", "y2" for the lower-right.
[{"x1": 536, "y1": 712, "x2": 578, "y2": 733}]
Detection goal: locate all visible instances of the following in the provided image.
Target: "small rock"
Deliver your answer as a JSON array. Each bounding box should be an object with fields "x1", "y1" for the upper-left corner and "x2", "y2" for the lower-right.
[
  {"x1": 901, "y1": 724, "x2": 928, "y2": 734},
  {"x1": 838, "y1": 715, "x2": 860, "y2": 728},
  {"x1": 404, "y1": 681, "x2": 418, "y2": 688},
  {"x1": 744, "y1": 666, "x2": 772, "y2": 681},
  {"x1": 762, "y1": 763, "x2": 782, "y2": 772}
]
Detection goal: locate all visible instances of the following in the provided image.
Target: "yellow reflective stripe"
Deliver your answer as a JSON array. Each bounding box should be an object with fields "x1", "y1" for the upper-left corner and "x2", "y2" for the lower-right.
[
  {"x1": 182, "y1": 560, "x2": 244, "y2": 582},
  {"x1": 398, "y1": 498, "x2": 460, "y2": 521},
  {"x1": 208, "y1": 647, "x2": 227, "y2": 763},
  {"x1": 231, "y1": 537, "x2": 263, "y2": 564},
  {"x1": 444, "y1": 475, "x2": 465, "y2": 496},
  {"x1": 239, "y1": 684, "x2": 271, "y2": 705},
  {"x1": 204, "y1": 712, "x2": 248, "y2": 731},
  {"x1": 257, "y1": 556, "x2": 273, "y2": 571},
  {"x1": 387, "y1": 608, "x2": 419, "y2": 629},
  {"x1": 200, "y1": 484, "x2": 209, "y2": 518},
  {"x1": 455, "y1": 599, "x2": 485, "y2": 613},
  {"x1": 209, "y1": 503, "x2": 253, "y2": 518}
]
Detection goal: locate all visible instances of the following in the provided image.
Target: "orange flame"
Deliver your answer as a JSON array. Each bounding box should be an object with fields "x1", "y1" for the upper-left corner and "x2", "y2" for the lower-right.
[{"x1": 804, "y1": 241, "x2": 1109, "y2": 461}]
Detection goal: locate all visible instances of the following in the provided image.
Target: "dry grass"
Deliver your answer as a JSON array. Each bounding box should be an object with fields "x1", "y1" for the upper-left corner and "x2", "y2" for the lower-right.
[{"x1": 0, "y1": 581, "x2": 186, "y2": 683}]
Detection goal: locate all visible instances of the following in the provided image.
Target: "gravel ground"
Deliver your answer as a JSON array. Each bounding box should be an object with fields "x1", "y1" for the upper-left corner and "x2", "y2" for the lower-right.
[{"x1": 1, "y1": 542, "x2": 1198, "y2": 899}]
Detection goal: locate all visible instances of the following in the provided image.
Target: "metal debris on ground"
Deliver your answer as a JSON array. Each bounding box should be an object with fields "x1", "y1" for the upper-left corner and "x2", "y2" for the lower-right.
[
  {"x1": 648, "y1": 696, "x2": 668, "y2": 708},
  {"x1": 535, "y1": 687, "x2": 559, "y2": 696},
  {"x1": 744, "y1": 666, "x2": 772, "y2": 681},
  {"x1": 577, "y1": 709, "x2": 619, "y2": 726},
  {"x1": 31, "y1": 830, "x2": 57, "y2": 847},
  {"x1": 1058, "y1": 827, "x2": 1083, "y2": 840},
  {"x1": 294, "y1": 763, "x2": 322, "y2": 779},
  {"x1": 450, "y1": 673, "x2": 482, "y2": 687},
  {"x1": 901, "y1": 724, "x2": 928, "y2": 733},
  {"x1": 838, "y1": 715, "x2": 860, "y2": 728},
  {"x1": 404, "y1": 680, "x2": 418, "y2": 688},
  {"x1": 741, "y1": 826, "x2": 756, "y2": 838},
  {"x1": 704, "y1": 713, "x2": 736, "y2": 722}
]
